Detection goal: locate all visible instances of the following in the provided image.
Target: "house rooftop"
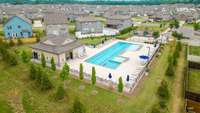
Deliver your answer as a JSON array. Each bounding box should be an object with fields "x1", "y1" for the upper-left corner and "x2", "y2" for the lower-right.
[
  {"x1": 76, "y1": 16, "x2": 98, "y2": 22},
  {"x1": 44, "y1": 13, "x2": 67, "y2": 25},
  {"x1": 6, "y1": 15, "x2": 32, "y2": 25},
  {"x1": 106, "y1": 15, "x2": 131, "y2": 20},
  {"x1": 31, "y1": 35, "x2": 83, "y2": 54}
]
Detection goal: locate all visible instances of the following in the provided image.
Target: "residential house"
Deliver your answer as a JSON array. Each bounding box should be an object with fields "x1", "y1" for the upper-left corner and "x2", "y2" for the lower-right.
[
  {"x1": 3, "y1": 15, "x2": 32, "y2": 39},
  {"x1": 31, "y1": 35, "x2": 85, "y2": 67},
  {"x1": 106, "y1": 15, "x2": 133, "y2": 31},
  {"x1": 44, "y1": 13, "x2": 68, "y2": 36},
  {"x1": 76, "y1": 16, "x2": 103, "y2": 35}
]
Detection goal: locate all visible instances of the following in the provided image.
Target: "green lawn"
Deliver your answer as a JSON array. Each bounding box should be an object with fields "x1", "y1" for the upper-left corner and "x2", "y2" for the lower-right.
[
  {"x1": 189, "y1": 46, "x2": 200, "y2": 56},
  {"x1": 131, "y1": 16, "x2": 148, "y2": 22},
  {"x1": 137, "y1": 21, "x2": 169, "y2": 32},
  {"x1": 0, "y1": 43, "x2": 184, "y2": 113},
  {"x1": 188, "y1": 69, "x2": 200, "y2": 94},
  {"x1": 183, "y1": 23, "x2": 194, "y2": 29},
  {"x1": 79, "y1": 37, "x2": 112, "y2": 45}
]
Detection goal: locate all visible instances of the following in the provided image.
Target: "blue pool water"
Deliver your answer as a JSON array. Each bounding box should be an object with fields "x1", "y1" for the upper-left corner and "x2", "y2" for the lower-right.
[{"x1": 85, "y1": 42, "x2": 140, "y2": 69}]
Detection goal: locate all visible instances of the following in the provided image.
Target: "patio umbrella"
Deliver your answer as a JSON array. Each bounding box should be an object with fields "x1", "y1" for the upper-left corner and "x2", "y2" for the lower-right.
[
  {"x1": 108, "y1": 73, "x2": 112, "y2": 79},
  {"x1": 139, "y1": 55, "x2": 149, "y2": 61},
  {"x1": 126, "y1": 75, "x2": 130, "y2": 82}
]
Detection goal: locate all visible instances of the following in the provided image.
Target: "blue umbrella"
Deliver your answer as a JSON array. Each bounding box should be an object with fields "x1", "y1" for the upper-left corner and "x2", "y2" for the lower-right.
[
  {"x1": 139, "y1": 55, "x2": 149, "y2": 61},
  {"x1": 126, "y1": 75, "x2": 130, "y2": 82},
  {"x1": 108, "y1": 73, "x2": 112, "y2": 79}
]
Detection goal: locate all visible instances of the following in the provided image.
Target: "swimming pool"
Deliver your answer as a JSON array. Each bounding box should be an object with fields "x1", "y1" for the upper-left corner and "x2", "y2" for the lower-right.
[{"x1": 85, "y1": 42, "x2": 140, "y2": 69}]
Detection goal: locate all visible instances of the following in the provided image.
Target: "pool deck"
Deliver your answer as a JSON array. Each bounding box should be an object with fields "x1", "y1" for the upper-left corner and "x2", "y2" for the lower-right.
[{"x1": 67, "y1": 40, "x2": 159, "y2": 92}]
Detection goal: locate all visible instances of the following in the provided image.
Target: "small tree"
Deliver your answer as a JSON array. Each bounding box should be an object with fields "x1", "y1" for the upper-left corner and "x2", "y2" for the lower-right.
[
  {"x1": 17, "y1": 38, "x2": 23, "y2": 45},
  {"x1": 41, "y1": 53, "x2": 46, "y2": 68},
  {"x1": 51, "y1": 57, "x2": 56, "y2": 71},
  {"x1": 29, "y1": 63, "x2": 37, "y2": 80},
  {"x1": 9, "y1": 40, "x2": 15, "y2": 47},
  {"x1": 72, "y1": 98, "x2": 86, "y2": 113},
  {"x1": 40, "y1": 71, "x2": 53, "y2": 90},
  {"x1": 55, "y1": 85, "x2": 65, "y2": 100},
  {"x1": 60, "y1": 63, "x2": 69, "y2": 81},
  {"x1": 194, "y1": 22, "x2": 200, "y2": 31},
  {"x1": 7, "y1": 51, "x2": 18, "y2": 66},
  {"x1": 118, "y1": 77, "x2": 124, "y2": 93},
  {"x1": 91, "y1": 67, "x2": 96, "y2": 85},
  {"x1": 79, "y1": 63, "x2": 84, "y2": 80},
  {"x1": 166, "y1": 59, "x2": 174, "y2": 77},
  {"x1": 157, "y1": 80, "x2": 169, "y2": 99},
  {"x1": 21, "y1": 51, "x2": 30, "y2": 63},
  {"x1": 36, "y1": 66, "x2": 43, "y2": 84},
  {"x1": 153, "y1": 31, "x2": 160, "y2": 39}
]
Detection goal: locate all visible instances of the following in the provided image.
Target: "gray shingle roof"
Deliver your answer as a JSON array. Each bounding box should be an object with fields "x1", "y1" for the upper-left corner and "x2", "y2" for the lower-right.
[
  {"x1": 106, "y1": 15, "x2": 131, "y2": 20},
  {"x1": 44, "y1": 13, "x2": 67, "y2": 25},
  {"x1": 76, "y1": 16, "x2": 99, "y2": 22},
  {"x1": 31, "y1": 35, "x2": 83, "y2": 54}
]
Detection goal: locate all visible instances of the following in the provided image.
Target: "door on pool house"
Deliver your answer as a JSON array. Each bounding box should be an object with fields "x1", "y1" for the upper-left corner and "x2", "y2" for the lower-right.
[{"x1": 70, "y1": 51, "x2": 73, "y2": 59}]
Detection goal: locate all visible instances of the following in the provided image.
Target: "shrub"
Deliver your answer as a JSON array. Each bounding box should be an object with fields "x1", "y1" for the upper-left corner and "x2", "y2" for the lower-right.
[
  {"x1": 60, "y1": 63, "x2": 69, "y2": 81},
  {"x1": 51, "y1": 57, "x2": 56, "y2": 71},
  {"x1": 29, "y1": 63, "x2": 37, "y2": 80},
  {"x1": 91, "y1": 67, "x2": 96, "y2": 85},
  {"x1": 157, "y1": 80, "x2": 169, "y2": 99},
  {"x1": 79, "y1": 63, "x2": 84, "y2": 80},
  {"x1": 40, "y1": 71, "x2": 53, "y2": 90},
  {"x1": 166, "y1": 60, "x2": 174, "y2": 77},
  {"x1": 194, "y1": 22, "x2": 200, "y2": 31},
  {"x1": 41, "y1": 53, "x2": 46, "y2": 68},
  {"x1": 21, "y1": 51, "x2": 30, "y2": 63},
  {"x1": 72, "y1": 98, "x2": 86, "y2": 113},
  {"x1": 159, "y1": 99, "x2": 167, "y2": 108},
  {"x1": 153, "y1": 31, "x2": 160, "y2": 39},
  {"x1": 55, "y1": 85, "x2": 65, "y2": 100},
  {"x1": 119, "y1": 26, "x2": 133, "y2": 35},
  {"x1": 9, "y1": 40, "x2": 15, "y2": 47},
  {"x1": 17, "y1": 38, "x2": 23, "y2": 45},
  {"x1": 118, "y1": 77, "x2": 124, "y2": 93},
  {"x1": 6, "y1": 51, "x2": 18, "y2": 66}
]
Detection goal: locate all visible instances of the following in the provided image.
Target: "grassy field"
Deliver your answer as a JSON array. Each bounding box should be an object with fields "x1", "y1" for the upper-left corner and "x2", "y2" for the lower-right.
[
  {"x1": 0, "y1": 42, "x2": 185, "y2": 113},
  {"x1": 189, "y1": 46, "x2": 200, "y2": 56},
  {"x1": 188, "y1": 69, "x2": 200, "y2": 94}
]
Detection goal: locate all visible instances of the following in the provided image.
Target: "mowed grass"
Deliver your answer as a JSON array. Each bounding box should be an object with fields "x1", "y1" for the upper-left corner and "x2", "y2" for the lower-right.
[
  {"x1": 189, "y1": 46, "x2": 200, "y2": 56},
  {"x1": 188, "y1": 69, "x2": 200, "y2": 94},
  {"x1": 0, "y1": 44, "x2": 174, "y2": 113}
]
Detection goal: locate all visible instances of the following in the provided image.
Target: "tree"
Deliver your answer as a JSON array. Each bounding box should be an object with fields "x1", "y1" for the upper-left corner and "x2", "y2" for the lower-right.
[
  {"x1": 40, "y1": 71, "x2": 53, "y2": 90},
  {"x1": 21, "y1": 51, "x2": 30, "y2": 63},
  {"x1": 17, "y1": 38, "x2": 23, "y2": 45},
  {"x1": 41, "y1": 53, "x2": 46, "y2": 68},
  {"x1": 36, "y1": 66, "x2": 43, "y2": 84},
  {"x1": 165, "y1": 60, "x2": 174, "y2": 77},
  {"x1": 29, "y1": 63, "x2": 37, "y2": 80},
  {"x1": 72, "y1": 98, "x2": 86, "y2": 113},
  {"x1": 6, "y1": 51, "x2": 18, "y2": 66},
  {"x1": 79, "y1": 63, "x2": 84, "y2": 80},
  {"x1": 157, "y1": 80, "x2": 169, "y2": 100},
  {"x1": 91, "y1": 67, "x2": 96, "y2": 85},
  {"x1": 60, "y1": 63, "x2": 69, "y2": 81},
  {"x1": 118, "y1": 77, "x2": 124, "y2": 93},
  {"x1": 51, "y1": 57, "x2": 56, "y2": 71},
  {"x1": 55, "y1": 85, "x2": 65, "y2": 100},
  {"x1": 153, "y1": 31, "x2": 160, "y2": 39},
  {"x1": 2, "y1": 16, "x2": 8, "y2": 25},
  {"x1": 194, "y1": 22, "x2": 200, "y2": 31},
  {"x1": 9, "y1": 40, "x2": 15, "y2": 47}
]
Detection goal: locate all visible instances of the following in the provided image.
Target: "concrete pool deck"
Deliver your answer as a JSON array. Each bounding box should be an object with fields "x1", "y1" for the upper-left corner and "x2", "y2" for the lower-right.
[{"x1": 67, "y1": 40, "x2": 159, "y2": 93}]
